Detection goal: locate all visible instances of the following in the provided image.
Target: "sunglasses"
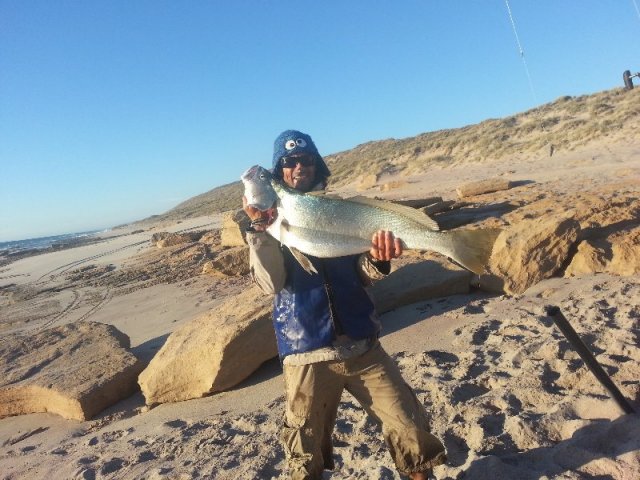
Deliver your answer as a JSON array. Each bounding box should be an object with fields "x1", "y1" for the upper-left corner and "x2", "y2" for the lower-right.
[{"x1": 281, "y1": 155, "x2": 315, "y2": 169}]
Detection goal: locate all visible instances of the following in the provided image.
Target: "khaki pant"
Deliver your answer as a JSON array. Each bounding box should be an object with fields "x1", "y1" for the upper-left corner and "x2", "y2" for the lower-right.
[{"x1": 281, "y1": 342, "x2": 446, "y2": 479}]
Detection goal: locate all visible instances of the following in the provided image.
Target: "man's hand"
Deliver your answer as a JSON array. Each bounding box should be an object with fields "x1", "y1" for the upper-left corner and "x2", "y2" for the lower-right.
[
  {"x1": 243, "y1": 196, "x2": 277, "y2": 232},
  {"x1": 370, "y1": 230, "x2": 403, "y2": 261}
]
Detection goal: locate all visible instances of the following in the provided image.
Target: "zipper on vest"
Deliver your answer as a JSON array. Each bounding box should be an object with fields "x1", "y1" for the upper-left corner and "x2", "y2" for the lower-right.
[{"x1": 319, "y1": 260, "x2": 344, "y2": 336}]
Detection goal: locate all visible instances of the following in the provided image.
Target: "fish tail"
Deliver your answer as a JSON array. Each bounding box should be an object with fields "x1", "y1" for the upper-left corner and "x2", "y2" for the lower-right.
[{"x1": 441, "y1": 228, "x2": 502, "y2": 275}]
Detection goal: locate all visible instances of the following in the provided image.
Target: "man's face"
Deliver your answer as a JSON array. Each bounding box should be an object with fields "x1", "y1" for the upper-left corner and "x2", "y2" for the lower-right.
[{"x1": 281, "y1": 155, "x2": 317, "y2": 192}]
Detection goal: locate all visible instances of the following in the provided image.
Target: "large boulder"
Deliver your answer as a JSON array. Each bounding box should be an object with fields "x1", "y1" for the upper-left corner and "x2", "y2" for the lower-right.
[
  {"x1": 481, "y1": 215, "x2": 580, "y2": 295},
  {"x1": 221, "y1": 210, "x2": 250, "y2": 247},
  {"x1": 138, "y1": 286, "x2": 276, "y2": 406},
  {"x1": 0, "y1": 322, "x2": 142, "y2": 421},
  {"x1": 202, "y1": 247, "x2": 250, "y2": 277},
  {"x1": 370, "y1": 259, "x2": 472, "y2": 313}
]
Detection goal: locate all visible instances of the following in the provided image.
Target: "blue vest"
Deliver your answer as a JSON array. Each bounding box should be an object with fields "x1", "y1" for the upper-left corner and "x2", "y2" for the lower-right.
[{"x1": 273, "y1": 249, "x2": 380, "y2": 359}]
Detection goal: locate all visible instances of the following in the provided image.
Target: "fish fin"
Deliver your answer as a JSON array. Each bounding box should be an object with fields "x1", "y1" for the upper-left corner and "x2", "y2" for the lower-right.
[
  {"x1": 445, "y1": 228, "x2": 502, "y2": 275},
  {"x1": 288, "y1": 247, "x2": 318, "y2": 274},
  {"x1": 279, "y1": 219, "x2": 318, "y2": 274},
  {"x1": 347, "y1": 196, "x2": 440, "y2": 231}
]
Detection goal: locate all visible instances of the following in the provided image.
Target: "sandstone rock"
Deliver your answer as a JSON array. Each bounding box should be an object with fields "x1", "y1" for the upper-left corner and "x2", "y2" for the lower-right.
[
  {"x1": 198, "y1": 230, "x2": 221, "y2": 247},
  {"x1": 456, "y1": 178, "x2": 513, "y2": 198},
  {"x1": 369, "y1": 259, "x2": 472, "y2": 313},
  {"x1": 138, "y1": 286, "x2": 276, "y2": 406},
  {"x1": 566, "y1": 227, "x2": 640, "y2": 276},
  {"x1": 481, "y1": 215, "x2": 580, "y2": 295},
  {"x1": 0, "y1": 322, "x2": 142, "y2": 421},
  {"x1": 509, "y1": 191, "x2": 639, "y2": 241},
  {"x1": 221, "y1": 210, "x2": 250, "y2": 247},
  {"x1": 435, "y1": 202, "x2": 514, "y2": 230},
  {"x1": 202, "y1": 247, "x2": 250, "y2": 277},
  {"x1": 564, "y1": 239, "x2": 610, "y2": 277},
  {"x1": 155, "y1": 233, "x2": 194, "y2": 248},
  {"x1": 610, "y1": 227, "x2": 640, "y2": 275},
  {"x1": 357, "y1": 174, "x2": 378, "y2": 191},
  {"x1": 570, "y1": 194, "x2": 639, "y2": 235}
]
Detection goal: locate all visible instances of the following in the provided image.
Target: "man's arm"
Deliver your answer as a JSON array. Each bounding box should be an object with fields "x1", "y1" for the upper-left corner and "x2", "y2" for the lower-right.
[
  {"x1": 358, "y1": 230, "x2": 403, "y2": 286},
  {"x1": 246, "y1": 231, "x2": 286, "y2": 294}
]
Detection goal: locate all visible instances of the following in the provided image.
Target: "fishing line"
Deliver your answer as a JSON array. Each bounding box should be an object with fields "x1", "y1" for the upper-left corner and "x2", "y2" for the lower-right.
[
  {"x1": 632, "y1": 0, "x2": 640, "y2": 22},
  {"x1": 504, "y1": 0, "x2": 537, "y2": 103}
]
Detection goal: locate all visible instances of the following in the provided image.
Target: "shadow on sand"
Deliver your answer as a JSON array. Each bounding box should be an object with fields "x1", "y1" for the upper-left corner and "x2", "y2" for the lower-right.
[{"x1": 458, "y1": 413, "x2": 640, "y2": 480}]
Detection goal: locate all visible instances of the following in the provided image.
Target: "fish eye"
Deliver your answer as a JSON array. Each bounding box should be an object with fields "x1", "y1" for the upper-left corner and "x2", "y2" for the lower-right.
[
  {"x1": 296, "y1": 138, "x2": 307, "y2": 147},
  {"x1": 285, "y1": 140, "x2": 296, "y2": 150}
]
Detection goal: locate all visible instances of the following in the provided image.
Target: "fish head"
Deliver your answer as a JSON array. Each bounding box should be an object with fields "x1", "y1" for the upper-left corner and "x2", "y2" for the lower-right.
[{"x1": 241, "y1": 165, "x2": 278, "y2": 211}]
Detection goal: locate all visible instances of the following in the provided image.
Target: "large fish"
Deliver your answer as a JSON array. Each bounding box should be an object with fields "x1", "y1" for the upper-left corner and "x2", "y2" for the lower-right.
[{"x1": 241, "y1": 165, "x2": 500, "y2": 275}]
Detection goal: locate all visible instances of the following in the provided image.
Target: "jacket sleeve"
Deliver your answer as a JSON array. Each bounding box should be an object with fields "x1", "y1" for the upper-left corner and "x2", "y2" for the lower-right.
[
  {"x1": 357, "y1": 253, "x2": 391, "y2": 286},
  {"x1": 246, "y1": 231, "x2": 286, "y2": 294}
]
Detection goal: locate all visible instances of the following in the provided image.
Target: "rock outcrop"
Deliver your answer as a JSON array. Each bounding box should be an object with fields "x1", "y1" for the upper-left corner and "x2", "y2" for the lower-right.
[
  {"x1": 482, "y1": 215, "x2": 580, "y2": 295},
  {"x1": 221, "y1": 210, "x2": 250, "y2": 247},
  {"x1": 370, "y1": 259, "x2": 472, "y2": 313},
  {"x1": 0, "y1": 322, "x2": 142, "y2": 421},
  {"x1": 138, "y1": 286, "x2": 276, "y2": 406}
]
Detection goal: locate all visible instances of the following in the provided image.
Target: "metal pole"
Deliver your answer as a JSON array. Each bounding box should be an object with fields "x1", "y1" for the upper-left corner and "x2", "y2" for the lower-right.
[{"x1": 544, "y1": 305, "x2": 635, "y2": 415}]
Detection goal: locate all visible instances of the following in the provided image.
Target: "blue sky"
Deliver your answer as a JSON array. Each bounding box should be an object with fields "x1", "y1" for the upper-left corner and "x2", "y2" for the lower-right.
[{"x1": 1, "y1": 1, "x2": 639, "y2": 241}]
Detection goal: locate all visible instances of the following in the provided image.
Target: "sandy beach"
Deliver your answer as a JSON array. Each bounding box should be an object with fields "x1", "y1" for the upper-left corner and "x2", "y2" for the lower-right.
[{"x1": 1, "y1": 140, "x2": 639, "y2": 479}]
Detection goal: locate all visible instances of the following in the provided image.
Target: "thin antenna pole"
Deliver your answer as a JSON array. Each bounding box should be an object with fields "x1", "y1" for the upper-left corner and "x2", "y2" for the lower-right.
[{"x1": 504, "y1": 0, "x2": 537, "y2": 103}]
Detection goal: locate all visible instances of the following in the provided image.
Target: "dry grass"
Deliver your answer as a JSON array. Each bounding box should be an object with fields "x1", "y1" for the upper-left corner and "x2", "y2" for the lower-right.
[
  {"x1": 135, "y1": 87, "x2": 640, "y2": 223},
  {"x1": 327, "y1": 87, "x2": 639, "y2": 186}
]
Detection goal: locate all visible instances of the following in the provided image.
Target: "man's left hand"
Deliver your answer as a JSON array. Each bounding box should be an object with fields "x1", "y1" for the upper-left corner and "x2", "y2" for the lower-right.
[{"x1": 370, "y1": 230, "x2": 403, "y2": 261}]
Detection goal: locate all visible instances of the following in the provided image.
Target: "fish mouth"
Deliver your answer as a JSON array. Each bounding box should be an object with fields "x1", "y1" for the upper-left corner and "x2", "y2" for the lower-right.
[
  {"x1": 241, "y1": 165, "x2": 273, "y2": 185},
  {"x1": 241, "y1": 165, "x2": 260, "y2": 180}
]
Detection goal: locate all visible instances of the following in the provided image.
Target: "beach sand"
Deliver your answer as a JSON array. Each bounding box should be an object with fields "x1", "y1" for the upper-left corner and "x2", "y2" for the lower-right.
[{"x1": 0, "y1": 141, "x2": 638, "y2": 479}]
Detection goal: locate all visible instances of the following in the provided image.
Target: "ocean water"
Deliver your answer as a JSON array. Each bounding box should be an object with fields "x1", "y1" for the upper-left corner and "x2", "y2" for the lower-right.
[{"x1": 0, "y1": 230, "x2": 102, "y2": 255}]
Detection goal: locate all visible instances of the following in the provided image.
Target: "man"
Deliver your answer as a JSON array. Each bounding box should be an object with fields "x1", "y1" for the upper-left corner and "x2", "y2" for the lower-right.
[{"x1": 243, "y1": 130, "x2": 446, "y2": 479}]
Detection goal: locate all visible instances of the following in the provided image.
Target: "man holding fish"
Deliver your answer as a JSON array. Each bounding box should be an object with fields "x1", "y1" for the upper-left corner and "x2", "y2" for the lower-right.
[{"x1": 242, "y1": 130, "x2": 457, "y2": 479}]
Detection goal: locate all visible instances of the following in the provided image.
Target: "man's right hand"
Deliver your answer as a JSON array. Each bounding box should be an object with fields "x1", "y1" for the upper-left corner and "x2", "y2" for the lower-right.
[{"x1": 243, "y1": 196, "x2": 277, "y2": 232}]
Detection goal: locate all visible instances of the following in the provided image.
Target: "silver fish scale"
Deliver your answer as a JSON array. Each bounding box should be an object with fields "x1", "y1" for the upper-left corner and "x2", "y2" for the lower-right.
[{"x1": 280, "y1": 190, "x2": 440, "y2": 241}]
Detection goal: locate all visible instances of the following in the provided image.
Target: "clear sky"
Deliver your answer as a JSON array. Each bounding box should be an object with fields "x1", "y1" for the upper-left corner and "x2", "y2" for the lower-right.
[{"x1": 1, "y1": 1, "x2": 639, "y2": 242}]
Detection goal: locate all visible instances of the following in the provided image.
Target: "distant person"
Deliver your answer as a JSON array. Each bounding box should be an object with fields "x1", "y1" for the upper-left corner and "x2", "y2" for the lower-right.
[{"x1": 243, "y1": 129, "x2": 446, "y2": 479}]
